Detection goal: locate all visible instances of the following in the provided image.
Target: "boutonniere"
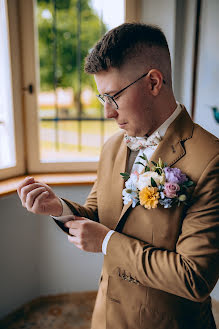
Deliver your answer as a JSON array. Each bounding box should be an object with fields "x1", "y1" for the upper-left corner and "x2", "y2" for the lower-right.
[{"x1": 120, "y1": 155, "x2": 194, "y2": 209}]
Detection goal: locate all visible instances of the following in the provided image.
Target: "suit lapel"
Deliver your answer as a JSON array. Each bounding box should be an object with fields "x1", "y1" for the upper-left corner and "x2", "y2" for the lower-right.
[
  {"x1": 149, "y1": 106, "x2": 193, "y2": 166},
  {"x1": 106, "y1": 138, "x2": 129, "y2": 229},
  {"x1": 113, "y1": 106, "x2": 194, "y2": 230}
]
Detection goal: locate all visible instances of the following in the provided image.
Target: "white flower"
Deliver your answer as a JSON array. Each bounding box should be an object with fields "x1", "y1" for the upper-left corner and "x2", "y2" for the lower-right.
[
  {"x1": 122, "y1": 188, "x2": 138, "y2": 206},
  {"x1": 122, "y1": 189, "x2": 133, "y2": 204},
  {"x1": 122, "y1": 172, "x2": 139, "y2": 206},
  {"x1": 137, "y1": 171, "x2": 162, "y2": 190},
  {"x1": 125, "y1": 172, "x2": 139, "y2": 190}
]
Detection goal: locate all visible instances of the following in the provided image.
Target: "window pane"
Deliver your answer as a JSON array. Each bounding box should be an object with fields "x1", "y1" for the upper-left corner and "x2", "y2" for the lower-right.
[
  {"x1": 36, "y1": 0, "x2": 124, "y2": 163},
  {"x1": 0, "y1": 0, "x2": 16, "y2": 169}
]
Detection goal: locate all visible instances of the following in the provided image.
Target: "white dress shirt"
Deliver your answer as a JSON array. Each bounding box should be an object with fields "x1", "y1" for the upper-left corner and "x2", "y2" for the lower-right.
[{"x1": 53, "y1": 103, "x2": 182, "y2": 255}]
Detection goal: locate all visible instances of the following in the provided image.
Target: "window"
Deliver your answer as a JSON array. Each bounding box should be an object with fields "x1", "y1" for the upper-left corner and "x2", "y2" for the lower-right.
[
  {"x1": 37, "y1": 0, "x2": 125, "y2": 164},
  {"x1": 0, "y1": 0, "x2": 24, "y2": 180},
  {"x1": 18, "y1": 0, "x2": 125, "y2": 173},
  {"x1": 0, "y1": 0, "x2": 143, "y2": 179},
  {"x1": 0, "y1": 0, "x2": 16, "y2": 170}
]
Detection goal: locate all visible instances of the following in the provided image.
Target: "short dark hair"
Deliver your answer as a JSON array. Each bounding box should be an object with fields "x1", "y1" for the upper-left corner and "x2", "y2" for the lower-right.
[{"x1": 84, "y1": 23, "x2": 171, "y2": 75}]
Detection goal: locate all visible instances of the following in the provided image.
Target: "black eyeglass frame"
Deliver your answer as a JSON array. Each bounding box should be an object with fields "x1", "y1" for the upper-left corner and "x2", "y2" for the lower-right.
[{"x1": 96, "y1": 71, "x2": 166, "y2": 110}]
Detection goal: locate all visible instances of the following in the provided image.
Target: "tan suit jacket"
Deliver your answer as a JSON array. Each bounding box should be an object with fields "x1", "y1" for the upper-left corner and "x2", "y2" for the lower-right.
[{"x1": 55, "y1": 106, "x2": 219, "y2": 329}]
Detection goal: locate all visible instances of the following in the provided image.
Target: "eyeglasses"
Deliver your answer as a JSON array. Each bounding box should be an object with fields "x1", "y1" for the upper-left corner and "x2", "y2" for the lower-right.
[{"x1": 96, "y1": 71, "x2": 166, "y2": 110}]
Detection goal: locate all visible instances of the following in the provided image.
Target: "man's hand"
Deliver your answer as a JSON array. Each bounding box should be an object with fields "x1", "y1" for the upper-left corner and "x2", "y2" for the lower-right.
[
  {"x1": 64, "y1": 216, "x2": 110, "y2": 253},
  {"x1": 17, "y1": 177, "x2": 63, "y2": 216}
]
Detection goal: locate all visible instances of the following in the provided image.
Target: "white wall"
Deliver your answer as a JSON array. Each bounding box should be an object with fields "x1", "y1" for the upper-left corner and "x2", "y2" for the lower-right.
[
  {"x1": 177, "y1": 0, "x2": 197, "y2": 112},
  {"x1": 194, "y1": 0, "x2": 219, "y2": 138},
  {"x1": 0, "y1": 193, "x2": 40, "y2": 319},
  {"x1": 141, "y1": 0, "x2": 219, "y2": 138},
  {"x1": 39, "y1": 185, "x2": 103, "y2": 296},
  {"x1": 0, "y1": 185, "x2": 103, "y2": 320},
  {"x1": 141, "y1": 0, "x2": 197, "y2": 113},
  {"x1": 141, "y1": 0, "x2": 176, "y2": 82}
]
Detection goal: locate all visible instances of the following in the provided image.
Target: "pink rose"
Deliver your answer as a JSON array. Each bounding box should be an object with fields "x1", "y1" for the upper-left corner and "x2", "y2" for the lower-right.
[{"x1": 164, "y1": 182, "x2": 180, "y2": 198}]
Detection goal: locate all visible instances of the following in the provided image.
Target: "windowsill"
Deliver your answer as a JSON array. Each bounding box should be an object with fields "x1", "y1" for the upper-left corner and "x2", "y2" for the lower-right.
[{"x1": 0, "y1": 172, "x2": 97, "y2": 197}]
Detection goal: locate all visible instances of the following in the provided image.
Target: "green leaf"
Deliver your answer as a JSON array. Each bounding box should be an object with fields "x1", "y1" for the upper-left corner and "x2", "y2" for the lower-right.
[
  {"x1": 135, "y1": 162, "x2": 145, "y2": 167},
  {"x1": 183, "y1": 180, "x2": 194, "y2": 187},
  {"x1": 140, "y1": 153, "x2": 149, "y2": 163},
  {"x1": 120, "y1": 172, "x2": 130, "y2": 180},
  {"x1": 155, "y1": 168, "x2": 162, "y2": 175},
  {"x1": 151, "y1": 177, "x2": 157, "y2": 187},
  {"x1": 151, "y1": 161, "x2": 157, "y2": 166},
  {"x1": 145, "y1": 166, "x2": 150, "y2": 172}
]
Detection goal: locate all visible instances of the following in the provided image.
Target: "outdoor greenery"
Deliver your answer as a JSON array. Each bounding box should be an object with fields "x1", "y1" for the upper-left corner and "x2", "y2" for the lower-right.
[
  {"x1": 37, "y1": 0, "x2": 107, "y2": 92},
  {"x1": 36, "y1": 0, "x2": 119, "y2": 159}
]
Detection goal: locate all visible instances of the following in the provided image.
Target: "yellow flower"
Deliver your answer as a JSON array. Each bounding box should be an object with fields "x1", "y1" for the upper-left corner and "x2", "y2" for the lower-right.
[{"x1": 139, "y1": 187, "x2": 160, "y2": 209}]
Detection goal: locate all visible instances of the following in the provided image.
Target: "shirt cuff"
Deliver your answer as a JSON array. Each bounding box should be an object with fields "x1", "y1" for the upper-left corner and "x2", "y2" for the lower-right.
[
  {"x1": 51, "y1": 198, "x2": 74, "y2": 223},
  {"x1": 102, "y1": 230, "x2": 115, "y2": 255}
]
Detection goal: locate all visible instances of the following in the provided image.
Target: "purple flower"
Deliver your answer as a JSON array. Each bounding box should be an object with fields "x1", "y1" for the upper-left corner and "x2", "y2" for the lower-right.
[{"x1": 164, "y1": 167, "x2": 188, "y2": 185}]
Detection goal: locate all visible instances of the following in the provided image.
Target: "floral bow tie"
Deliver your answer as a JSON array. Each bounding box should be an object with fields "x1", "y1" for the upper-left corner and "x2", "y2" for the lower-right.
[{"x1": 124, "y1": 131, "x2": 162, "y2": 151}]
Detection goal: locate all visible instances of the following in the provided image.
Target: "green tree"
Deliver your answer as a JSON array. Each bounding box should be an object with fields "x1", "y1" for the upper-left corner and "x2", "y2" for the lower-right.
[{"x1": 37, "y1": 0, "x2": 107, "y2": 92}]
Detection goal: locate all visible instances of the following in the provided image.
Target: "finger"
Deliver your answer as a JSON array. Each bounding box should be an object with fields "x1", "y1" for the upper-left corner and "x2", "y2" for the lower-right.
[
  {"x1": 74, "y1": 215, "x2": 85, "y2": 221},
  {"x1": 26, "y1": 187, "x2": 48, "y2": 210},
  {"x1": 70, "y1": 219, "x2": 88, "y2": 227},
  {"x1": 31, "y1": 191, "x2": 49, "y2": 213},
  {"x1": 67, "y1": 236, "x2": 86, "y2": 251},
  {"x1": 67, "y1": 235, "x2": 81, "y2": 247},
  {"x1": 21, "y1": 183, "x2": 48, "y2": 205},
  {"x1": 69, "y1": 227, "x2": 79, "y2": 236},
  {"x1": 64, "y1": 220, "x2": 85, "y2": 230},
  {"x1": 17, "y1": 177, "x2": 35, "y2": 198},
  {"x1": 34, "y1": 181, "x2": 53, "y2": 192},
  {"x1": 68, "y1": 235, "x2": 78, "y2": 242},
  {"x1": 64, "y1": 218, "x2": 79, "y2": 228}
]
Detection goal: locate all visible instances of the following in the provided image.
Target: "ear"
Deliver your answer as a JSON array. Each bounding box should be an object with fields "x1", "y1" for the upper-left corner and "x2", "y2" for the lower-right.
[{"x1": 147, "y1": 69, "x2": 164, "y2": 96}]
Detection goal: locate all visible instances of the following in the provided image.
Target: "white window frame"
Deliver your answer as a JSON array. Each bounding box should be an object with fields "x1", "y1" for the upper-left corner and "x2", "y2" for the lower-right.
[{"x1": 0, "y1": 0, "x2": 25, "y2": 180}]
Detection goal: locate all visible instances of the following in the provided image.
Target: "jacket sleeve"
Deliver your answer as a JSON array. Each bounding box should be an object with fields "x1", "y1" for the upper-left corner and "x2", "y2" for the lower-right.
[
  {"x1": 53, "y1": 179, "x2": 99, "y2": 233},
  {"x1": 105, "y1": 154, "x2": 219, "y2": 302}
]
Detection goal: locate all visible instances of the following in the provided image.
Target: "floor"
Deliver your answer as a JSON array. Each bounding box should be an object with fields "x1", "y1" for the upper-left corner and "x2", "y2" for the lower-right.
[
  {"x1": 1, "y1": 293, "x2": 219, "y2": 329},
  {"x1": 0, "y1": 292, "x2": 96, "y2": 329}
]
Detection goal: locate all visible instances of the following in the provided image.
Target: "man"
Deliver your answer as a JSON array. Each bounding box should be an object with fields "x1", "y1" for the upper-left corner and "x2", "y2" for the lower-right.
[{"x1": 17, "y1": 23, "x2": 219, "y2": 329}]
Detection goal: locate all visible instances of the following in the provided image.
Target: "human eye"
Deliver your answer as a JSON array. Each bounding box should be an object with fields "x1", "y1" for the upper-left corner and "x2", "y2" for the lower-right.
[{"x1": 105, "y1": 96, "x2": 114, "y2": 104}]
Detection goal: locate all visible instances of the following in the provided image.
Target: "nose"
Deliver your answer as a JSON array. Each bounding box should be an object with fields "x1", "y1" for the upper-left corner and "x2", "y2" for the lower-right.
[{"x1": 104, "y1": 103, "x2": 118, "y2": 119}]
